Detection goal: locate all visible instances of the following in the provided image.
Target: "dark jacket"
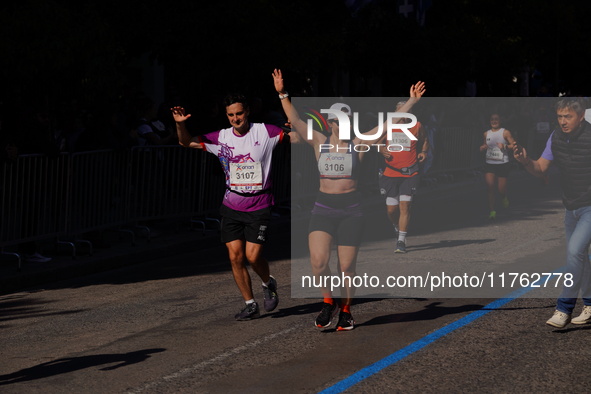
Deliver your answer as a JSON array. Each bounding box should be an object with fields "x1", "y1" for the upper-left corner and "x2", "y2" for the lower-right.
[{"x1": 551, "y1": 120, "x2": 591, "y2": 210}]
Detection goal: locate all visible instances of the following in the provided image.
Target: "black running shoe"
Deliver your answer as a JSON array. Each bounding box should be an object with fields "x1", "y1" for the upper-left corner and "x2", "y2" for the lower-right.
[
  {"x1": 395, "y1": 240, "x2": 407, "y2": 253},
  {"x1": 234, "y1": 302, "x2": 260, "y2": 321},
  {"x1": 315, "y1": 302, "x2": 339, "y2": 328},
  {"x1": 262, "y1": 276, "x2": 279, "y2": 312},
  {"x1": 336, "y1": 311, "x2": 355, "y2": 331}
]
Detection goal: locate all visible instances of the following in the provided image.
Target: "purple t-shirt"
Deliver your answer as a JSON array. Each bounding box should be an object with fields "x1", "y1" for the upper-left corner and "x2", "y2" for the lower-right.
[
  {"x1": 198, "y1": 123, "x2": 284, "y2": 212},
  {"x1": 541, "y1": 132, "x2": 554, "y2": 161}
]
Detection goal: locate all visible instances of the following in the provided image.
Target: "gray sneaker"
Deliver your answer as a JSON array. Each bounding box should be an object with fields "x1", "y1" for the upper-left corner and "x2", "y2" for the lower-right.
[
  {"x1": 395, "y1": 240, "x2": 407, "y2": 253},
  {"x1": 235, "y1": 302, "x2": 260, "y2": 321},
  {"x1": 262, "y1": 276, "x2": 279, "y2": 312},
  {"x1": 572, "y1": 305, "x2": 591, "y2": 325},
  {"x1": 546, "y1": 310, "x2": 571, "y2": 328}
]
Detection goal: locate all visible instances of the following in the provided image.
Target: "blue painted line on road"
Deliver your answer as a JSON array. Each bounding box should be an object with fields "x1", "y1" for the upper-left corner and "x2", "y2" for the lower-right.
[{"x1": 318, "y1": 285, "x2": 535, "y2": 394}]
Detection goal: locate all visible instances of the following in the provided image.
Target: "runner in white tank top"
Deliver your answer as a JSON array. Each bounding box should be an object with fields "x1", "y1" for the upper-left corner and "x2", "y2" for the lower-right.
[
  {"x1": 485, "y1": 127, "x2": 510, "y2": 164},
  {"x1": 479, "y1": 113, "x2": 517, "y2": 220}
]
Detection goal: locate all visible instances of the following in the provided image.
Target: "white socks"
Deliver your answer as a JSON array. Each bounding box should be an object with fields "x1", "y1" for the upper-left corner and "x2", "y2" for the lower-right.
[{"x1": 398, "y1": 231, "x2": 407, "y2": 243}]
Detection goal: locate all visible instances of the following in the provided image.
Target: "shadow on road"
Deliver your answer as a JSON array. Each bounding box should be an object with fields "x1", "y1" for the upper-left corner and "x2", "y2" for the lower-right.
[
  {"x1": 359, "y1": 301, "x2": 485, "y2": 327},
  {"x1": 0, "y1": 348, "x2": 166, "y2": 385},
  {"x1": 0, "y1": 293, "x2": 87, "y2": 326},
  {"x1": 408, "y1": 238, "x2": 496, "y2": 252}
]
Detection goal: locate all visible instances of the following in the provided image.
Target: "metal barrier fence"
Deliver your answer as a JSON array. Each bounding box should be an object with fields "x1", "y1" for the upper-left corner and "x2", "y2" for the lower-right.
[
  {"x1": 429, "y1": 126, "x2": 484, "y2": 174},
  {"x1": 1, "y1": 154, "x2": 69, "y2": 269},
  {"x1": 1, "y1": 154, "x2": 68, "y2": 247},
  {"x1": 0, "y1": 145, "x2": 290, "y2": 268},
  {"x1": 129, "y1": 146, "x2": 207, "y2": 223},
  {"x1": 1, "y1": 129, "x2": 478, "y2": 268},
  {"x1": 66, "y1": 150, "x2": 130, "y2": 243}
]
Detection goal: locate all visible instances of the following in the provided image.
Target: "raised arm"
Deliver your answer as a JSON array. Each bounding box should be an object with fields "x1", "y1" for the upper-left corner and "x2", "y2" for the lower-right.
[
  {"x1": 364, "y1": 81, "x2": 427, "y2": 145},
  {"x1": 171, "y1": 106, "x2": 202, "y2": 149},
  {"x1": 272, "y1": 69, "x2": 324, "y2": 147},
  {"x1": 397, "y1": 81, "x2": 427, "y2": 114}
]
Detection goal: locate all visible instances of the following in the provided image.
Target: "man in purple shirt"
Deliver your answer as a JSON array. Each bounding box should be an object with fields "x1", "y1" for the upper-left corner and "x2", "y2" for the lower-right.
[
  {"x1": 514, "y1": 97, "x2": 591, "y2": 328},
  {"x1": 172, "y1": 93, "x2": 287, "y2": 321}
]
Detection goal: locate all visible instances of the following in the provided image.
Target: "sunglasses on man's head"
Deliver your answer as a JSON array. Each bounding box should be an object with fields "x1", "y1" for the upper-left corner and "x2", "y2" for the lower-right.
[{"x1": 328, "y1": 119, "x2": 339, "y2": 125}]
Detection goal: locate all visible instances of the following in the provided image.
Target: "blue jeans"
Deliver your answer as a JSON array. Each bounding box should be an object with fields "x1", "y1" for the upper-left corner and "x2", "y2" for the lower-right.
[{"x1": 556, "y1": 205, "x2": 591, "y2": 314}]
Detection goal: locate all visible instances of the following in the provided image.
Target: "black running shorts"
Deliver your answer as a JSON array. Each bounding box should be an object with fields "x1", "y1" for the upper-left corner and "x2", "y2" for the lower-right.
[
  {"x1": 379, "y1": 174, "x2": 420, "y2": 199},
  {"x1": 220, "y1": 204, "x2": 271, "y2": 244},
  {"x1": 308, "y1": 191, "x2": 364, "y2": 247},
  {"x1": 484, "y1": 162, "x2": 511, "y2": 178}
]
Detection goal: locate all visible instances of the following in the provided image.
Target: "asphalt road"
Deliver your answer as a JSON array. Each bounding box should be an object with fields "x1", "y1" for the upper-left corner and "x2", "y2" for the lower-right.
[{"x1": 1, "y1": 167, "x2": 590, "y2": 393}]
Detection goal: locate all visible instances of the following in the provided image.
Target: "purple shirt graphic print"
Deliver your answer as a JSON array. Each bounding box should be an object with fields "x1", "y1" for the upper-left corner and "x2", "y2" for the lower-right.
[{"x1": 199, "y1": 123, "x2": 283, "y2": 212}]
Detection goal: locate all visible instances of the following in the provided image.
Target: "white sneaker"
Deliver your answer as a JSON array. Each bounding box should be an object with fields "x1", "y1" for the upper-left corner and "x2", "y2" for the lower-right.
[
  {"x1": 571, "y1": 305, "x2": 591, "y2": 325},
  {"x1": 546, "y1": 310, "x2": 571, "y2": 328},
  {"x1": 24, "y1": 252, "x2": 52, "y2": 263}
]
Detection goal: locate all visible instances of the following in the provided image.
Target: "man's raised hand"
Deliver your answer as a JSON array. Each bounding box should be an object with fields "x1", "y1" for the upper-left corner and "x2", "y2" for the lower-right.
[{"x1": 171, "y1": 106, "x2": 191, "y2": 123}]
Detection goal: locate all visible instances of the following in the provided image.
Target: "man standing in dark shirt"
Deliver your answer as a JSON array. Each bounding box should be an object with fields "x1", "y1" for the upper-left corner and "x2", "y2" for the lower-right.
[{"x1": 514, "y1": 97, "x2": 591, "y2": 328}]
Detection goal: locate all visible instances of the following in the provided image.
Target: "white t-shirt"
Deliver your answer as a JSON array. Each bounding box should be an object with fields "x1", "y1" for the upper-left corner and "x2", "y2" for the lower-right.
[{"x1": 198, "y1": 123, "x2": 285, "y2": 212}]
